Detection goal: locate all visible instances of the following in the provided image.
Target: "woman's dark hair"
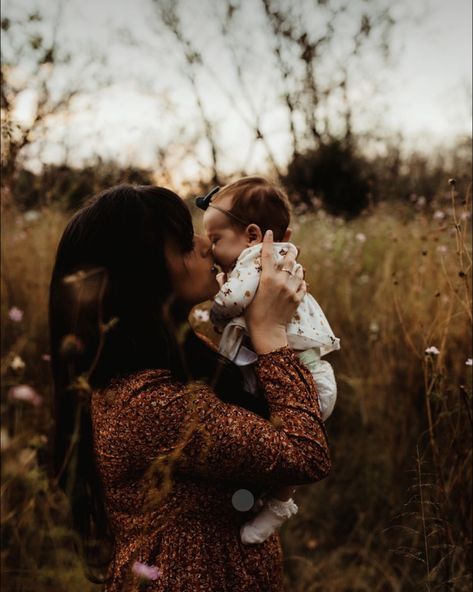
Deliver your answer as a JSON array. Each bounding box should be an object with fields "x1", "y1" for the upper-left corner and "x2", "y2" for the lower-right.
[{"x1": 48, "y1": 184, "x2": 195, "y2": 582}]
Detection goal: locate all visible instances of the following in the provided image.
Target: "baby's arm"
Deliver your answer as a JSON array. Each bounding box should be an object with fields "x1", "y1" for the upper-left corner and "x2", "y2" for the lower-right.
[{"x1": 210, "y1": 257, "x2": 261, "y2": 329}]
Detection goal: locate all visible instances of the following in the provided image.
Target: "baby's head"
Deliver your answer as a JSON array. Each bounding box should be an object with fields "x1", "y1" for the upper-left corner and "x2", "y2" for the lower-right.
[{"x1": 202, "y1": 177, "x2": 291, "y2": 272}]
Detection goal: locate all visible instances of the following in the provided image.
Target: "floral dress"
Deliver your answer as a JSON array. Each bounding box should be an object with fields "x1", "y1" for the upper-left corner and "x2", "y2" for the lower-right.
[{"x1": 90, "y1": 346, "x2": 331, "y2": 591}]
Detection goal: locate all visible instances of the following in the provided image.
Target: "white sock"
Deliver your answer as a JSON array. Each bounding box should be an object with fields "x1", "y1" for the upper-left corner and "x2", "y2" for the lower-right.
[{"x1": 240, "y1": 497, "x2": 298, "y2": 545}]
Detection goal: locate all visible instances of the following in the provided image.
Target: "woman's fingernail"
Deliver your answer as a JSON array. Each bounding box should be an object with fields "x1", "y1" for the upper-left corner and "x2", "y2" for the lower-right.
[{"x1": 265, "y1": 230, "x2": 273, "y2": 238}]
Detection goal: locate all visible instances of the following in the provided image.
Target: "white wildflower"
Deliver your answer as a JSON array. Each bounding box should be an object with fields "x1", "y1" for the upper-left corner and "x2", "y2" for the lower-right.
[
  {"x1": 369, "y1": 321, "x2": 380, "y2": 334},
  {"x1": 10, "y1": 355, "x2": 26, "y2": 371},
  {"x1": 355, "y1": 233, "x2": 366, "y2": 243},
  {"x1": 24, "y1": 210, "x2": 40, "y2": 222},
  {"x1": 466, "y1": 358, "x2": 472, "y2": 366},
  {"x1": 193, "y1": 308, "x2": 210, "y2": 322},
  {"x1": 425, "y1": 346, "x2": 440, "y2": 356}
]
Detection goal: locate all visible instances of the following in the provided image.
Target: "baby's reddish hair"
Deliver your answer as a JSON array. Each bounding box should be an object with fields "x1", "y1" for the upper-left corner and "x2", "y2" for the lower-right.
[{"x1": 214, "y1": 177, "x2": 291, "y2": 241}]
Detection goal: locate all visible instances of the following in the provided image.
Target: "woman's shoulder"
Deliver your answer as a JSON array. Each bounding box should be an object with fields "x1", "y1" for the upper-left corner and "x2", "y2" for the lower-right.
[
  {"x1": 92, "y1": 368, "x2": 183, "y2": 410},
  {"x1": 108, "y1": 368, "x2": 173, "y2": 391}
]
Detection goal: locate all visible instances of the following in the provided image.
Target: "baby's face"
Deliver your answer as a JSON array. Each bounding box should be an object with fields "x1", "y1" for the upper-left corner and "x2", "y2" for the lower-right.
[{"x1": 203, "y1": 197, "x2": 250, "y2": 273}]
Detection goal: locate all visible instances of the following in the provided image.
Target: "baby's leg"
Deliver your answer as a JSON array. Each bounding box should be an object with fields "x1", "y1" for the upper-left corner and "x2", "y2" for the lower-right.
[
  {"x1": 272, "y1": 485, "x2": 296, "y2": 501},
  {"x1": 240, "y1": 485, "x2": 298, "y2": 545}
]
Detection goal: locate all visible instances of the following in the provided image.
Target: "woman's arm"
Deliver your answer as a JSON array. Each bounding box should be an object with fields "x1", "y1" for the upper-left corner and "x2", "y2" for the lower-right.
[
  {"x1": 123, "y1": 347, "x2": 330, "y2": 488},
  {"x1": 112, "y1": 231, "x2": 329, "y2": 487}
]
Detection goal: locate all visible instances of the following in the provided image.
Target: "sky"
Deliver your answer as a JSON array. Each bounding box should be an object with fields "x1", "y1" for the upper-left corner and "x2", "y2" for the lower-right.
[
  {"x1": 383, "y1": 0, "x2": 471, "y2": 139},
  {"x1": 4, "y1": 0, "x2": 472, "y2": 181}
]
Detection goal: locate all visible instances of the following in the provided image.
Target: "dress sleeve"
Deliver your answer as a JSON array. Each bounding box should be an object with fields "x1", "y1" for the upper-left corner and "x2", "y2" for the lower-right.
[{"x1": 123, "y1": 347, "x2": 331, "y2": 487}]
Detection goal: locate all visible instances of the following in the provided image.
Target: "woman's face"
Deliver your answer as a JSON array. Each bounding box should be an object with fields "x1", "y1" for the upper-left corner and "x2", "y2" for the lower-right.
[{"x1": 165, "y1": 233, "x2": 220, "y2": 305}]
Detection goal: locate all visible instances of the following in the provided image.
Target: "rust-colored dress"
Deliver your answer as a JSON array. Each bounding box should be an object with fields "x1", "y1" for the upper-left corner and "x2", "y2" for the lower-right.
[{"x1": 91, "y1": 346, "x2": 331, "y2": 591}]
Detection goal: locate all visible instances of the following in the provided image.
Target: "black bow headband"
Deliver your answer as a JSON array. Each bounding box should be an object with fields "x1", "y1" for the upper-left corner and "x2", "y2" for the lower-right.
[
  {"x1": 195, "y1": 186, "x2": 220, "y2": 210},
  {"x1": 194, "y1": 186, "x2": 250, "y2": 226}
]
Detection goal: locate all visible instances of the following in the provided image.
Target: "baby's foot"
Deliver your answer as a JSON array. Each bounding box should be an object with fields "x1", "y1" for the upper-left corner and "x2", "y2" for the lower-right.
[{"x1": 240, "y1": 497, "x2": 298, "y2": 545}]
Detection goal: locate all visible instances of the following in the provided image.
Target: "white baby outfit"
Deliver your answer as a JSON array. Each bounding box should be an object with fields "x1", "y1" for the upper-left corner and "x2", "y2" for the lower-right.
[
  {"x1": 210, "y1": 242, "x2": 340, "y2": 421},
  {"x1": 210, "y1": 242, "x2": 340, "y2": 545}
]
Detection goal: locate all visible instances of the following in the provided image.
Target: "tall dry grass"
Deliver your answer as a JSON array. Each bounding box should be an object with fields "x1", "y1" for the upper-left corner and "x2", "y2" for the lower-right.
[{"x1": 1, "y1": 183, "x2": 471, "y2": 591}]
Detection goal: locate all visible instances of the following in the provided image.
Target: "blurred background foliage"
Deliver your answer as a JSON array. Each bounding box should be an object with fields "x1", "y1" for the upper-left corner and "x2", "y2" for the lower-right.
[{"x1": 1, "y1": 0, "x2": 472, "y2": 590}]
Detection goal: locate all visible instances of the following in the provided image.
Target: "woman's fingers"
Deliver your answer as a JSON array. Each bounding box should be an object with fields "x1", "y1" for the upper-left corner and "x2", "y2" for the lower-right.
[
  {"x1": 289, "y1": 267, "x2": 306, "y2": 303},
  {"x1": 260, "y1": 231, "x2": 304, "y2": 297},
  {"x1": 295, "y1": 279, "x2": 307, "y2": 301},
  {"x1": 260, "y1": 230, "x2": 276, "y2": 272},
  {"x1": 293, "y1": 263, "x2": 304, "y2": 279},
  {"x1": 280, "y1": 249, "x2": 297, "y2": 273}
]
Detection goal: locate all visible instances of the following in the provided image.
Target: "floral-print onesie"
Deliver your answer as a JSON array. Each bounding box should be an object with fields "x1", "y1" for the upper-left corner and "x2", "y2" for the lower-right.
[{"x1": 210, "y1": 242, "x2": 340, "y2": 421}]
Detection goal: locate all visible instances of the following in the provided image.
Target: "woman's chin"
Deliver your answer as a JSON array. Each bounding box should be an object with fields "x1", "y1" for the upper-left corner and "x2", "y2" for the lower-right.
[
  {"x1": 193, "y1": 278, "x2": 220, "y2": 305},
  {"x1": 208, "y1": 277, "x2": 220, "y2": 298}
]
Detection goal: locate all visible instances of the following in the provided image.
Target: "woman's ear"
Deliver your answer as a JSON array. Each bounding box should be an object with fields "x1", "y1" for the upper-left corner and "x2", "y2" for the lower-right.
[
  {"x1": 282, "y1": 227, "x2": 292, "y2": 241},
  {"x1": 245, "y1": 224, "x2": 263, "y2": 245}
]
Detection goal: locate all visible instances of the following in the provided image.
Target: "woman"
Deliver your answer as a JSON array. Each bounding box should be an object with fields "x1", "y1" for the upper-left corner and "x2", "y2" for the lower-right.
[{"x1": 49, "y1": 184, "x2": 331, "y2": 591}]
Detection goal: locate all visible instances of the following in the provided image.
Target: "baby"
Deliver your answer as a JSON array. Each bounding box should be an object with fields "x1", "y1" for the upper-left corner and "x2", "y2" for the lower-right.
[{"x1": 196, "y1": 177, "x2": 340, "y2": 545}]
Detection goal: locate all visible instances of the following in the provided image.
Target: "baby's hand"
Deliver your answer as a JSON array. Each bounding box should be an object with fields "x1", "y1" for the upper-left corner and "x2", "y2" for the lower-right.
[{"x1": 216, "y1": 272, "x2": 227, "y2": 288}]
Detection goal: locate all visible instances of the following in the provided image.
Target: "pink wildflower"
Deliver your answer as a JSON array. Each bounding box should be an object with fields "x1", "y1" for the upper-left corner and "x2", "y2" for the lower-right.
[
  {"x1": 8, "y1": 385, "x2": 43, "y2": 407},
  {"x1": 132, "y1": 561, "x2": 161, "y2": 581},
  {"x1": 41, "y1": 354, "x2": 51, "y2": 362},
  {"x1": 8, "y1": 307, "x2": 23, "y2": 322}
]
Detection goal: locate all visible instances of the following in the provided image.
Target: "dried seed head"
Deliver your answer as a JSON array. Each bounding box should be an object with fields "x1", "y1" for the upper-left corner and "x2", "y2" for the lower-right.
[
  {"x1": 59, "y1": 334, "x2": 84, "y2": 357},
  {"x1": 448, "y1": 178, "x2": 456, "y2": 186}
]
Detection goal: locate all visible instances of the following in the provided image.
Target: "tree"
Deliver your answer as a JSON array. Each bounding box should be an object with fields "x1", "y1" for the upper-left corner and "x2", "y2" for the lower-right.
[
  {"x1": 1, "y1": 4, "x2": 110, "y2": 193},
  {"x1": 152, "y1": 0, "x2": 402, "y2": 213}
]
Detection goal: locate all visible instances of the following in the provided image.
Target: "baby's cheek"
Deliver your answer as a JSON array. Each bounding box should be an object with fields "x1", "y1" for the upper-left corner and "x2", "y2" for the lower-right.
[{"x1": 215, "y1": 246, "x2": 228, "y2": 263}]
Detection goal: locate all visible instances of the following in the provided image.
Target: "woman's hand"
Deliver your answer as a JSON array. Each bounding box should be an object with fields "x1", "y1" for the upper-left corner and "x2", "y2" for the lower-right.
[{"x1": 246, "y1": 230, "x2": 306, "y2": 355}]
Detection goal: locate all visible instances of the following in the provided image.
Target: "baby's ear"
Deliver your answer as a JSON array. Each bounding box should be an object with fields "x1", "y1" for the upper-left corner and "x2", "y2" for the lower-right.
[
  {"x1": 246, "y1": 224, "x2": 263, "y2": 245},
  {"x1": 282, "y1": 227, "x2": 292, "y2": 241}
]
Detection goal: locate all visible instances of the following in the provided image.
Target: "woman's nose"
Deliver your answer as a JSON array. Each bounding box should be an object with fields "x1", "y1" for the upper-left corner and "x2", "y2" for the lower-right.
[{"x1": 199, "y1": 235, "x2": 213, "y2": 257}]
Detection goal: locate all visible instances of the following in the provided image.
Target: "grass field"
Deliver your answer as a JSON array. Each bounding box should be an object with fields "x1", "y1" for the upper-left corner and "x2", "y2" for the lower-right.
[{"x1": 1, "y1": 184, "x2": 471, "y2": 591}]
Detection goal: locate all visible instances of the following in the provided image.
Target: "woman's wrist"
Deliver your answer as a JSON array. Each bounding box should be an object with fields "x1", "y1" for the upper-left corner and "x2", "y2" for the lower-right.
[{"x1": 250, "y1": 326, "x2": 288, "y2": 355}]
